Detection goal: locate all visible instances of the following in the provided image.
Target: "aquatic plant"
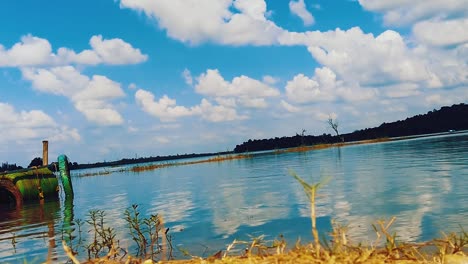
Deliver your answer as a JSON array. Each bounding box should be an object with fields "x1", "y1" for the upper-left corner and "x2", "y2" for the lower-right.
[
  {"x1": 124, "y1": 204, "x2": 173, "y2": 261},
  {"x1": 290, "y1": 170, "x2": 331, "y2": 253},
  {"x1": 86, "y1": 209, "x2": 118, "y2": 259}
]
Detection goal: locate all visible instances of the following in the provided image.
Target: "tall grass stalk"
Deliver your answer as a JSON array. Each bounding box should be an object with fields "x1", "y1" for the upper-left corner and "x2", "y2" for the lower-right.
[{"x1": 290, "y1": 170, "x2": 330, "y2": 255}]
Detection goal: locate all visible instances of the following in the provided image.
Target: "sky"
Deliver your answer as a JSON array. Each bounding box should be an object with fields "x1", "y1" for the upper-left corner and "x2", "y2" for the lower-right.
[{"x1": 0, "y1": 0, "x2": 467, "y2": 166}]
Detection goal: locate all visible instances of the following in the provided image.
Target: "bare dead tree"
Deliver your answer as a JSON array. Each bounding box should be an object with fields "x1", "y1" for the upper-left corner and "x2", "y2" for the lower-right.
[
  {"x1": 301, "y1": 129, "x2": 306, "y2": 145},
  {"x1": 327, "y1": 117, "x2": 343, "y2": 142}
]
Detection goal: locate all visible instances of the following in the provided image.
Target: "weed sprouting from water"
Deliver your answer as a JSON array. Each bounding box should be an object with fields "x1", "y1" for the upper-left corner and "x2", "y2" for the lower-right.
[
  {"x1": 124, "y1": 204, "x2": 173, "y2": 261},
  {"x1": 11, "y1": 232, "x2": 17, "y2": 253},
  {"x1": 290, "y1": 170, "x2": 331, "y2": 254},
  {"x1": 85, "y1": 209, "x2": 118, "y2": 260}
]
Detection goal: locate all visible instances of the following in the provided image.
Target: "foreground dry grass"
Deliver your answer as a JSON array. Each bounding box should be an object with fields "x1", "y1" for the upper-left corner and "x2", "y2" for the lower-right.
[{"x1": 65, "y1": 235, "x2": 468, "y2": 264}]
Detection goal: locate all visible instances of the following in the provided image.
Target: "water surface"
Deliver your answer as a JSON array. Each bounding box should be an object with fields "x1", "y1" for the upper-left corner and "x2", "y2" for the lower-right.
[{"x1": 1, "y1": 133, "x2": 467, "y2": 262}]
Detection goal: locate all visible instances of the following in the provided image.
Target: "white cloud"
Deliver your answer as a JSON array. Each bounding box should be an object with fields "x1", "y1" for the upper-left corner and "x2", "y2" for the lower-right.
[
  {"x1": 135, "y1": 89, "x2": 247, "y2": 123},
  {"x1": 305, "y1": 28, "x2": 434, "y2": 86},
  {"x1": 182, "y1": 68, "x2": 193, "y2": 86},
  {"x1": 280, "y1": 100, "x2": 301, "y2": 113},
  {"x1": 262, "y1": 75, "x2": 279, "y2": 85},
  {"x1": 285, "y1": 67, "x2": 375, "y2": 104},
  {"x1": 155, "y1": 136, "x2": 171, "y2": 144},
  {"x1": 194, "y1": 99, "x2": 248, "y2": 122},
  {"x1": 425, "y1": 94, "x2": 452, "y2": 106},
  {"x1": 357, "y1": 0, "x2": 468, "y2": 26},
  {"x1": 0, "y1": 102, "x2": 80, "y2": 143},
  {"x1": 88, "y1": 35, "x2": 148, "y2": 65},
  {"x1": 424, "y1": 85, "x2": 468, "y2": 107},
  {"x1": 413, "y1": 18, "x2": 468, "y2": 46},
  {"x1": 383, "y1": 83, "x2": 420, "y2": 98},
  {"x1": 278, "y1": 26, "x2": 467, "y2": 100},
  {"x1": 285, "y1": 73, "x2": 331, "y2": 103},
  {"x1": 118, "y1": 0, "x2": 285, "y2": 45},
  {"x1": 0, "y1": 35, "x2": 53, "y2": 67},
  {"x1": 21, "y1": 66, "x2": 125, "y2": 126},
  {"x1": 135, "y1": 89, "x2": 194, "y2": 122},
  {"x1": 0, "y1": 35, "x2": 147, "y2": 67},
  {"x1": 195, "y1": 69, "x2": 280, "y2": 108},
  {"x1": 128, "y1": 83, "x2": 137, "y2": 90},
  {"x1": 289, "y1": 0, "x2": 315, "y2": 26}
]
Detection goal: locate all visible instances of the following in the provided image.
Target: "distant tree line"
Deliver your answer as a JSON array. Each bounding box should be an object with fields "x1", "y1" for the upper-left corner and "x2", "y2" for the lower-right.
[
  {"x1": 344, "y1": 103, "x2": 468, "y2": 141},
  {"x1": 233, "y1": 133, "x2": 339, "y2": 153},
  {"x1": 0, "y1": 162, "x2": 23, "y2": 173},
  {"x1": 234, "y1": 103, "x2": 468, "y2": 153}
]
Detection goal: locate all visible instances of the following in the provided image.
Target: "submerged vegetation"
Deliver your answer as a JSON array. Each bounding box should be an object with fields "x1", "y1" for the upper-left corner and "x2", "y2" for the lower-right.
[{"x1": 130, "y1": 154, "x2": 252, "y2": 173}]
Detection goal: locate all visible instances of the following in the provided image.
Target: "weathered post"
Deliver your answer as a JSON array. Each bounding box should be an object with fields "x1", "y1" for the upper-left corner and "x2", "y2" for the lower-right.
[{"x1": 42, "y1": 140, "x2": 49, "y2": 166}]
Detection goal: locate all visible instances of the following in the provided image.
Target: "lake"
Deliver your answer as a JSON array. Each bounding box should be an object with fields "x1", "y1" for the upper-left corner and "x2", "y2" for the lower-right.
[{"x1": 1, "y1": 133, "x2": 467, "y2": 263}]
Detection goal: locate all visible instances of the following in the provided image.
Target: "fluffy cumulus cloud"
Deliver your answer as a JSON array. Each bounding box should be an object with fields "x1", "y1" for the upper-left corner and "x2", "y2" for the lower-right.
[
  {"x1": 278, "y1": 27, "x2": 460, "y2": 101},
  {"x1": 280, "y1": 100, "x2": 300, "y2": 113},
  {"x1": 354, "y1": 0, "x2": 468, "y2": 91},
  {"x1": 285, "y1": 72, "x2": 333, "y2": 104},
  {"x1": 118, "y1": 0, "x2": 285, "y2": 45},
  {"x1": 0, "y1": 34, "x2": 147, "y2": 67},
  {"x1": 135, "y1": 89, "x2": 194, "y2": 122},
  {"x1": 306, "y1": 28, "x2": 436, "y2": 87},
  {"x1": 135, "y1": 69, "x2": 279, "y2": 123},
  {"x1": 413, "y1": 18, "x2": 468, "y2": 47},
  {"x1": 194, "y1": 99, "x2": 248, "y2": 122},
  {"x1": 289, "y1": 0, "x2": 315, "y2": 26},
  {"x1": 22, "y1": 66, "x2": 126, "y2": 126},
  {"x1": 0, "y1": 102, "x2": 80, "y2": 143},
  {"x1": 285, "y1": 66, "x2": 375, "y2": 104},
  {"x1": 195, "y1": 69, "x2": 280, "y2": 108},
  {"x1": 0, "y1": 35, "x2": 54, "y2": 67},
  {"x1": 135, "y1": 89, "x2": 247, "y2": 122}
]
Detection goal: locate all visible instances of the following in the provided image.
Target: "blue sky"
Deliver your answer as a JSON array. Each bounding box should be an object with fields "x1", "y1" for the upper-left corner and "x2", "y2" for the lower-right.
[{"x1": 0, "y1": 0, "x2": 467, "y2": 166}]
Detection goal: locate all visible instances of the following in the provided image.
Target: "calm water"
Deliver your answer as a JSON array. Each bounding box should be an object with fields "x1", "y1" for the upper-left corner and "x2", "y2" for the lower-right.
[{"x1": 1, "y1": 133, "x2": 467, "y2": 263}]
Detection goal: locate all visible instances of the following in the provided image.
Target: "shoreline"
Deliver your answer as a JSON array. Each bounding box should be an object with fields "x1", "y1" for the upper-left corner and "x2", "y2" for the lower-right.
[{"x1": 73, "y1": 130, "x2": 468, "y2": 177}]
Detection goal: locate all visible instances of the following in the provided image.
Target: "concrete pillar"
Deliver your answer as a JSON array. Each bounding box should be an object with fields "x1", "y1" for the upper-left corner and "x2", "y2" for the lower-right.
[{"x1": 42, "y1": 140, "x2": 49, "y2": 166}]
